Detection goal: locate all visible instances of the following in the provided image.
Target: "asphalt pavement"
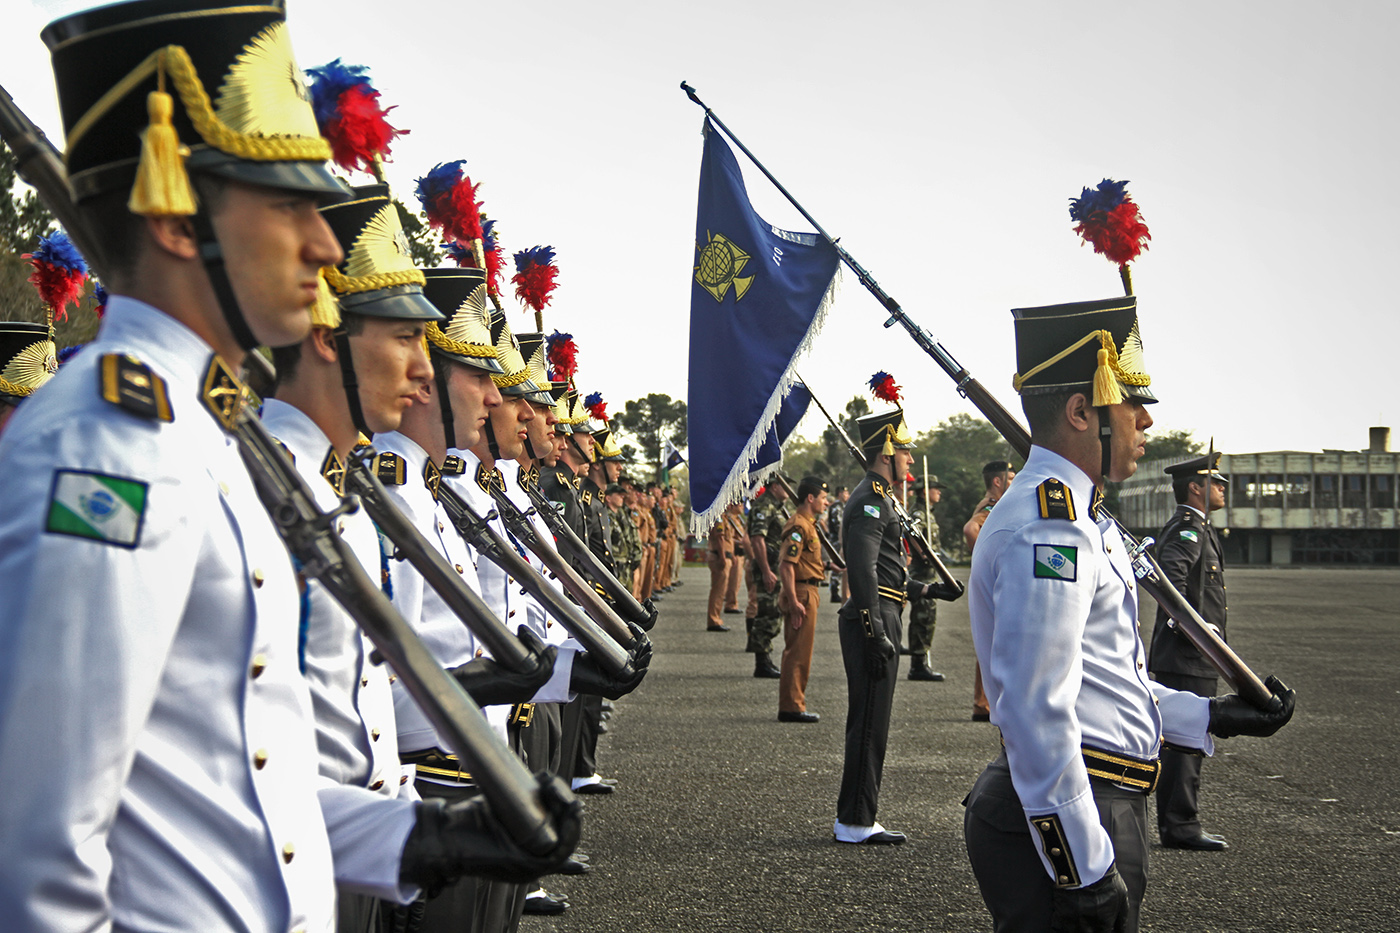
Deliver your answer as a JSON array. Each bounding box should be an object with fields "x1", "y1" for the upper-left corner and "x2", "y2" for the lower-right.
[{"x1": 526, "y1": 565, "x2": 1399, "y2": 932}]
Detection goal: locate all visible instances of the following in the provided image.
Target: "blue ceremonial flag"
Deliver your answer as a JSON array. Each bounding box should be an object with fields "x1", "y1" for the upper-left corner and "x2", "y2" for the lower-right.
[
  {"x1": 663, "y1": 439, "x2": 687, "y2": 472},
  {"x1": 687, "y1": 120, "x2": 839, "y2": 532},
  {"x1": 748, "y1": 382, "x2": 812, "y2": 490}
]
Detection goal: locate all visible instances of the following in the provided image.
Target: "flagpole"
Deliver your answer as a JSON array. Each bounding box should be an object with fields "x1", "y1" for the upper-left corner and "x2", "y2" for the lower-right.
[
  {"x1": 682, "y1": 81, "x2": 1276, "y2": 710},
  {"x1": 679, "y1": 82, "x2": 1031, "y2": 453}
]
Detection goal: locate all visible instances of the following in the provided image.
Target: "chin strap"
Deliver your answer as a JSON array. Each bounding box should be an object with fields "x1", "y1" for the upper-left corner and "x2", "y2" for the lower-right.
[
  {"x1": 333, "y1": 327, "x2": 372, "y2": 440},
  {"x1": 1098, "y1": 406, "x2": 1113, "y2": 484},
  {"x1": 568, "y1": 434, "x2": 591, "y2": 465},
  {"x1": 431, "y1": 350, "x2": 456, "y2": 451},
  {"x1": 484, "y1": 412, "x2": 501, "y2": 461},
  {"x1": 191, "y1": 211, "x2": 259, "y2": 352}
]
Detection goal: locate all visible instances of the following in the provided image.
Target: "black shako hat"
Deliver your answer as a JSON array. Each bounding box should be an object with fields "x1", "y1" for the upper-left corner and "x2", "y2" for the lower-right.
[
  {"x1": 855, "y1": 409, "x2": 914, "y2": 458},
  {"x1": 1011, "y1": 295, "x2": 1156, "y2": 405},
  {"x1": 421, "y1": 267, "x2": 503, "y2": 374},
  {"x1": 315, "y1": 184, "x2": 440, "y2": 323},
  {"x1": 42, "y1": 0, "x2": 348, "y2": 209}
]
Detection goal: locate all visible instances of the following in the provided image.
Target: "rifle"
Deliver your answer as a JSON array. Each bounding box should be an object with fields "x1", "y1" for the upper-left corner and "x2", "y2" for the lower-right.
[
  {"x1": 767, "y1": 473, "x2": 846, "y2": 572},
  {"x1": 803, "y1": 381, "x2": 962, "y2": 595},
  {"x1": 682, "y1": 82, "x2": 1273, "y2": 710},
  {"x1": 435, "y1": 479, "x2": 637, "y2": 677},
  {"x1": 477, "y1": 477, "x2": 648, "y2": 651},
  {"x1": 0, "y1": 81, "x2": 562, "y2": 850},
  {"x1": 345, "y1": 453, "x2": 539, "y2": 673},
  {"x1": 519, "y1": 474, "x2": 658, "y2": 630}
]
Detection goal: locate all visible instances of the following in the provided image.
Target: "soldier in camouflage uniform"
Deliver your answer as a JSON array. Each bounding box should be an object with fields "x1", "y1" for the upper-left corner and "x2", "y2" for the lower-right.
[
  {"x1": 606, "y1": 483, "x2": 641, "y2": 590},
  {"x1": 745, "y1": 480, "x2": 791, "y2": 678},
  {"x1": 905, "y1": 475, "x2": 948, "y2": 681}
]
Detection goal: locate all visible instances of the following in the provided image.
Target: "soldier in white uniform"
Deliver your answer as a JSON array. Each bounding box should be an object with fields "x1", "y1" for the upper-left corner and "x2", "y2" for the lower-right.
[
  {"x1": 0, "y1": 2, "x2": 351, "y2": 929},
  {"x1": 962, "y1": 295, "x2": 1295, "y2": 932}
]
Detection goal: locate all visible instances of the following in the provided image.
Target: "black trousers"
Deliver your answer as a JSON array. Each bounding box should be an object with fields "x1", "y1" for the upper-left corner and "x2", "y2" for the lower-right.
[
  {"x1": 836, "y1": 601, "x2": 902, "y2": 826},
  {"x1": 1151, "y1": 672, "x2": 1217, "y2": 841},
  {"x1": 964, "y1": 751, "x2": 1149, "y2": 933}
]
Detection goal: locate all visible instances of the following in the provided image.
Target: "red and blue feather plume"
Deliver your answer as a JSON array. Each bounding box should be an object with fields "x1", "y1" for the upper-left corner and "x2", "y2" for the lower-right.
[
  {"x1": 305, "y1": 59, "x2": 406, "y2": 175},
  {"x1": 1068, "y1": 178, "x2": 1151, "y2": 267},
  {"x1": 481, "y1": 218, "x2": 505, "y2": 298},
  {"x1": 584, "y1": 391, "x2": 607, "y2": 423},
  {"x1": 512, "y1": 246, "x2": 558, "y2": 313},
  {"x1": 414, "y1": 161, "x2": 484, "y2": 247},
  {"x1": 545, "y1": 330, "x2": 577, "y2": 381},
  {"x1": 92, "y1": 282, "x2": 108, "y2": 319},
  {"x1": 23, "y1": 230, "x2": 88, "y2": 322},
  {"x1": 868, "y1": 370, "x2": 901, "y2": 404},
  {"x1": 444, "y1": 242, "x2": 473, "y2": 266}
]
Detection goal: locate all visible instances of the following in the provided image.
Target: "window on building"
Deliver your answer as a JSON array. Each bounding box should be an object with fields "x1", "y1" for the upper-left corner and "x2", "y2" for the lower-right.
[
  {"x1": 1343, "y1": 475, "x2": 1366, "y2": 509},
  {"x1": 1372, "y1": 474, "x2": 1395, "y2": 510},
  {"x1": 1285, "y1": 475, "x2": 1311, "y2": 509},
  {"x1": 1233, "y1": 474, "x2": 1256, "y2": 508},
  {"x1": 1259, "y1": 474, "x2": 1284, "y2": 508},
  {"x1": 1315, "y1": 474, "x2": 1337, "y2": 509}
]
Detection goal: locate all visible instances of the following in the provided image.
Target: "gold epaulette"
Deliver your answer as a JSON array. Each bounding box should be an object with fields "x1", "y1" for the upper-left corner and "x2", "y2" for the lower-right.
[{"x1": 1036, "y1": 478, "x2": 1076, "y2": 521}]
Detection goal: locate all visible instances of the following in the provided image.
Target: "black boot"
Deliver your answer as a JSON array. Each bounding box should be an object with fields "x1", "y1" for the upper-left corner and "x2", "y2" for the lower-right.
[
  {"x1": 908, "y1": 655, "x2": 945, "y2": 682},
  {"x1": 754, "y1": 651, "x2": 780, "y2": 679}
]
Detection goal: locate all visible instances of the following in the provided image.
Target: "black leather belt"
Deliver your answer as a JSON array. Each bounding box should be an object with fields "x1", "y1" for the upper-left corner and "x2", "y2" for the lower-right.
[
  {"x1": 400, "y1": 747, "x2": 474, "y2": 784},
  {"x1": 1082, "y1": 745, "x2": 1160, "y2": 794},
  {"x1": 798, "y1": 577, "x2": 825, "y2": 585}
]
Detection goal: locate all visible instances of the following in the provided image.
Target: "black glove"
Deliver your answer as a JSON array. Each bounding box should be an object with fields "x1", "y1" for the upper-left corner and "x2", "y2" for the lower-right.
[
  {"x1": 399, "y1": 772, "x2": 581, "y2": 892},
  {"x1": 924, "y1": 580, "x2": 965, "y2": 602},
  {"x1": 1209, "y1": 674, "x2": 1296, "y2": 738},
  {"x1": 626, "y1": 621, "x2": 654, "y2": 671},
  {"x1": 570, "y1": 651, "x2": 647, "y2": 699},
  {"x1": 636, "y1": 598, "x2": 659, "y2": 631},
  {"x1": 449, "y1": 629, "x2": 557, "y2": 707},
  {"x1": 1049, "y1": 862, "x2": 1129, "y2": 933}
]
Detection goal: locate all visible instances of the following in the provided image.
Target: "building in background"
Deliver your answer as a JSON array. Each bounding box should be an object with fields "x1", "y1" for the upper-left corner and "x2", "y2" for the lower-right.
[{"x1": 1118, "y1": 428, "x2": 1397, "y2": 566}]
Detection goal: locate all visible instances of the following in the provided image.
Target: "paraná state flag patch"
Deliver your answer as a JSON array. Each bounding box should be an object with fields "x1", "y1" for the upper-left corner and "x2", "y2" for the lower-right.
[
  {"x1": 864, "y1": 504, "x2": 880, "y2": 519},
  {"x1": 46, "y1": 469, "x2": 148, "y2": 548},
  {"x1": 1179, "y1": 529, "x2": 1198, "y2": 542},
  {"x1": 1033, "y1": 544, "x2": 1077, "y2": 581}
]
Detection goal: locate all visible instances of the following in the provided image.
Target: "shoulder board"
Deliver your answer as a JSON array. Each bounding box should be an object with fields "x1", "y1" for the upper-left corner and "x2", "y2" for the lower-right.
[
  {"x1": 374, "y1": 451, "x2": 407, "y2": 485},
  {"x1": 320, "y1": 448, "x2": 346, "y2": 496},
  {"x1": 1036, "y1": 478, "x2": 1077, "y2": 521},
  {"x1": 442, "y1": 455, "x2": 467, "y2": 476},
  {"x1": 99, "y1": 354, "x2": 173, "y2": 422}
]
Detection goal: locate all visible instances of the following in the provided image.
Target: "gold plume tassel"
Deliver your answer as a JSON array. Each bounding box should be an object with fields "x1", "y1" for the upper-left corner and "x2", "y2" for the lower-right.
[
  {"x1": 309, "y1": 271, "x2": 341, "y2": 328},
  {"x1": 1092, "y1": 348, "x2": 1124, "y2": 407},
  {"x1": 128, "y1": 80, "x2": 196, "y2": 216}
]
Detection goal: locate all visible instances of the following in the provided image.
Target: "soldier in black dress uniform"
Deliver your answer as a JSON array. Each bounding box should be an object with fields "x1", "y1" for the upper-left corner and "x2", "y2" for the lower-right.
[
  {"x1": 1149, "y1": 453, "x2": 1231, "y2": 851},
  {"x1": 834, "y1": 404, "x2": 959, "y2": 844}
]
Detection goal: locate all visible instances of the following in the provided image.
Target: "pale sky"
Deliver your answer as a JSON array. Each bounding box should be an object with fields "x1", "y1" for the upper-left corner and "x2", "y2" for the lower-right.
[{"x1": 10, "y1": 0, "x2": 1398, "y2": 456}]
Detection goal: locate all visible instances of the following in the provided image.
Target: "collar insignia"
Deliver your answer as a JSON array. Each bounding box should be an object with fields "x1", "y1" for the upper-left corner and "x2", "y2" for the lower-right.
[
  {"x1": 423, "y1": 458, "x2": 442, "y2": 500},
  {"x1": 320, "y1": 448, "x2": 346, "y2": 496},
  {"x1": 200, "y1": 355, "x2": 246, "y2": 431}
]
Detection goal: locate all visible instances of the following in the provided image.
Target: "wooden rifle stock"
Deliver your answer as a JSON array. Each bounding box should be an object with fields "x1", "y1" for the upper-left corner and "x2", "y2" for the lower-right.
[
  {"x1": 233, "y1": 408, "x2": 558, "y2": 851},
  {"x1": 435, "y1": 481, "x2": 634, "y2": 677},
  {"x1": 345, "y1": 453, "x2": 537, "y2": 673},
  {"x1": 520, "y1": 478, "x2": 658, "y2": 630},
  {"x1": 481, "y1": 483, "x2": 643, "y2": 651}
]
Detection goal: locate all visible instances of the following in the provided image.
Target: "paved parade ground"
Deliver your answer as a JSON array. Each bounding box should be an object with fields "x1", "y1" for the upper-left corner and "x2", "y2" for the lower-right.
[{"x1": 528, "y1": 565, "x2": 1398, "y2": 932}]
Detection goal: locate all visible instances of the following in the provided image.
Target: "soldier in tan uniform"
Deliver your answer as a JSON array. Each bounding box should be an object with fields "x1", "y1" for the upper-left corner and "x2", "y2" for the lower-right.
[
  {"x1": 776, "y1": 478, "x2": 831, "y2": 722},
  {"x1": 707, "y1": 503, "x2": 737, "y2": 631}
]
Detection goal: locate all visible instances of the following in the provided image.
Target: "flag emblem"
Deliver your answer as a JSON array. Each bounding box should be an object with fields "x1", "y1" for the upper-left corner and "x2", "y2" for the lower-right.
[
  {"x1": 864, "y1": 504, "x2": 881, "y2": 519},
  {"x1": 45, "y1": 470, "x2": 148, "y2": 548},
  {"x1": 694, "y1": 231, "x2": 754, "y2": 302},
  {"x1": 1033, "y1": 544, "x2": 1077, "y2": 581},
  {"x1": 1179, "y1": 529, "x2": 1198, "y2": 542}
]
